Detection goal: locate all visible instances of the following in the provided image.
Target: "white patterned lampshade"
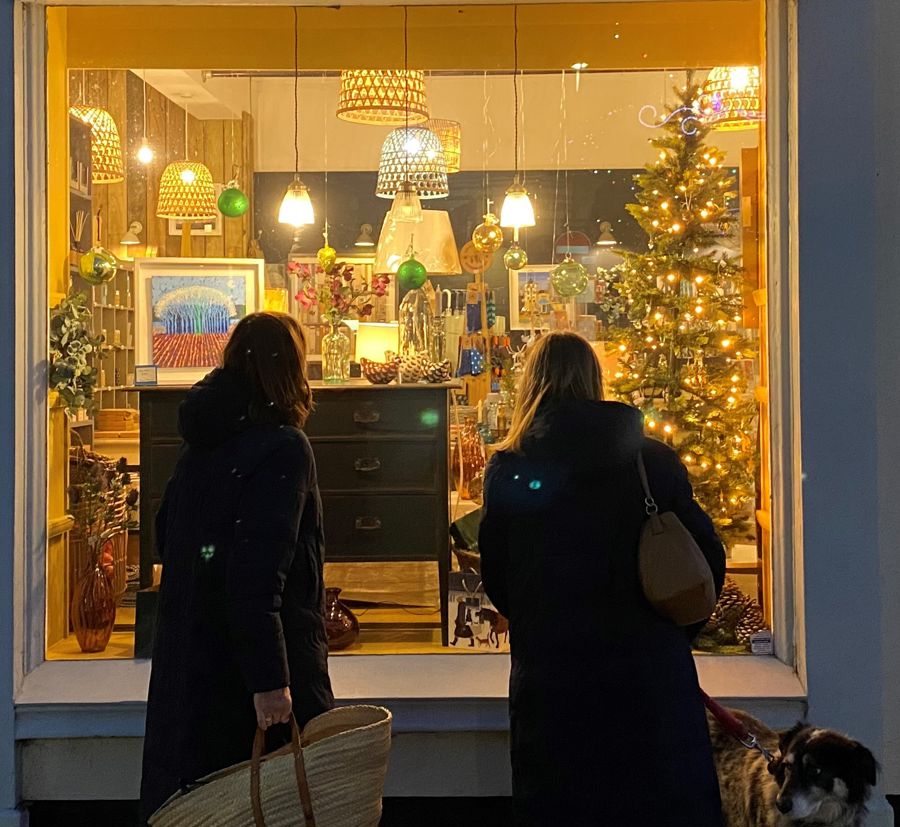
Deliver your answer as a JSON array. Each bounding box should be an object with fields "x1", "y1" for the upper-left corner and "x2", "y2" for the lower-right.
[
  {"x1": 69, "y1": 104, "x2": 125, "y2": 184},
  {"x1": 424, "y1": 118, "x2": 461, "y2": 174},
  {"x1": 156, "y1": 161, "x2": 218, "y2": 220},
  {"x1": 374, "y1": 209, "x2": 461, "y2": 275},
  {"x1": 697, "y1": 66, "x2": 764, "y2": 132},
  {"x1": 337, "y1": 70, "x2": 429, "y2": 125},
  {"x1": 376, "y1": 127, "x2": 449, "y2": 200}
]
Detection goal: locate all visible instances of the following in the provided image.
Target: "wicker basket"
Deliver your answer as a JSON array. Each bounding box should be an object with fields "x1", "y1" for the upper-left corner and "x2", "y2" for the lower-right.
[{"x1": 150, "y1": 706, "x2": 392, "y2": 827}]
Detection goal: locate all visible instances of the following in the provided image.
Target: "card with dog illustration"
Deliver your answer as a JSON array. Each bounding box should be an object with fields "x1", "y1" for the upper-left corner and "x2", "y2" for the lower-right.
[{"x1": 447, "y1": 571, "x2": 510, "y2": 652}]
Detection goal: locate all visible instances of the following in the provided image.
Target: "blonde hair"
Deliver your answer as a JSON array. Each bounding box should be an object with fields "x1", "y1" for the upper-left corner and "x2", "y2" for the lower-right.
[{"x1": 498, "y1": 331, "x2": 603, "y2": 453}]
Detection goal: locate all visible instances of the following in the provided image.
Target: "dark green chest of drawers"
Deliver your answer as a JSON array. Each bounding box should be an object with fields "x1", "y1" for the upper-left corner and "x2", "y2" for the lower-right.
[{"x1": 135, "y1": 383, "x2": 453, "y2": 657}]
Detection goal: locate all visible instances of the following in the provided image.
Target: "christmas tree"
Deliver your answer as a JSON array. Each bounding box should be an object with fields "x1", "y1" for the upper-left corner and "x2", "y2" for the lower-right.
[{"x1": 600, "y1": 79, "x2": 758, "y2": 548}]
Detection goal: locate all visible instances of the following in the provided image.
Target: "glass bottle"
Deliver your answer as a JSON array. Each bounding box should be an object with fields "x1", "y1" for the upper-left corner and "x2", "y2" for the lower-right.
[{"x1": 321, "y1": 319, "x2": 350, "y2": 384}]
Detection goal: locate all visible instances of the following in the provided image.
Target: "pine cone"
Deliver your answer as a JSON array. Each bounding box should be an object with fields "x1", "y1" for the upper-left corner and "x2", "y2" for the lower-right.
[
  {"x1": 736, "y1": 604, "x2": 768, "y2": 645},
  {"x1": 702, "y1": 578, "x2": 752, "y2": 643}
]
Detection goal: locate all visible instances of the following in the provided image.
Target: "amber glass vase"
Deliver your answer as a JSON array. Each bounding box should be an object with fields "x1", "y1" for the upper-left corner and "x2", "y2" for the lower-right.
[
  {"x1": 324, "y1": 588, "x2": 360, "y2": 651},
  {"x1": 71, "y1": 561, "x2": 117, "y2": 653}
]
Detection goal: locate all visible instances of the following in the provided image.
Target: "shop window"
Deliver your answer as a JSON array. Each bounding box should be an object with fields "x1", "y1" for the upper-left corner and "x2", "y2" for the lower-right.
[{"x1": 45, "y1": 1, "x2": 770, "y2": 661}]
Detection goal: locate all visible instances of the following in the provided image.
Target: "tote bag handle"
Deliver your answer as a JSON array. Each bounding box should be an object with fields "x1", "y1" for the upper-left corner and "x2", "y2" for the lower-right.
[{"x1": 251, "y1": 716, "x2": 317, "y2": 827}]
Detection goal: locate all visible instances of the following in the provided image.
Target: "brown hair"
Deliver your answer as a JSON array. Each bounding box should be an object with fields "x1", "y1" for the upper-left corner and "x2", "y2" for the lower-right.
[
  {"x1": 498, "y1": 331, "x2": 603, "y2": 453},
  {"x1": 222, "y1": 312, "x2": 313, "y2": 428}
]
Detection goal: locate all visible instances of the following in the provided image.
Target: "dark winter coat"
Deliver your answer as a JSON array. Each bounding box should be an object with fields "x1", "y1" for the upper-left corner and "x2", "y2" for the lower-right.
[
  {"x1": 479, "y1": 400, "x2": 726, "y2": 827},
  {"x1": 140, "y1": 368, "x2": 334, "y2": 823}
]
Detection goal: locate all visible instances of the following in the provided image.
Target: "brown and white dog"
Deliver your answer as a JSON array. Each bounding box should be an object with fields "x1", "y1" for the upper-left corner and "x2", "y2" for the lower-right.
[{"x1": 708, "y1": 708, "x2": 878, "y2": 827}]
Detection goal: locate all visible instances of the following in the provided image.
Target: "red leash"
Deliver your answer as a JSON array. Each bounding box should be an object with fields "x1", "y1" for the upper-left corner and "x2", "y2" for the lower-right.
[{"x1": 702, "y1": 690, "x2": 776, "y2": 767}]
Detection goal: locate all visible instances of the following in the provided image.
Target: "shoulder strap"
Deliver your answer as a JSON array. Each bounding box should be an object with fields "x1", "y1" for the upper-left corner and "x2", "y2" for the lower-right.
[{"x1": 636, "y1": 452, "x2": 659, "y2": 516}]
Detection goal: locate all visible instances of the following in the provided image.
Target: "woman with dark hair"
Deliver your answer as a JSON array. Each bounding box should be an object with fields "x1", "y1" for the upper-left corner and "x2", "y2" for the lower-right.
[
  {"x1": 140, "y1": 312, "x2": 334, "y2": 823},
  {"x1": 479, "y1": 331, "x2": 726, "y2": 827}
]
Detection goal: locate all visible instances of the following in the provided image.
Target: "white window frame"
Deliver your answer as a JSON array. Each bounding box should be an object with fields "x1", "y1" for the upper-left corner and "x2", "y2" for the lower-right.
[{"x1": 12, "y1": 0, "x2": 803, "y2": 699}]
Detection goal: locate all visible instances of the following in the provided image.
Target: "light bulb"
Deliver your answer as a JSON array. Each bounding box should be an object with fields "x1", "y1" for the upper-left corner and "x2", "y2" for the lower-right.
[
  {"x1": 403, "y1": 135, "x2": 423, "y2": 155},
  {"x1": 388, "y1": 181, "x2": 423, "y2": 224},
  {"x1": 136, "y1": 137, "x2": 155, "y2": 165},
  {"x1": 500, "y1": 182, "x2": 536, "y2": 229},
  {"x1": 278, "y1": 177, "x2": 315, "y2": 227},
  {"x1": 180, "y1": 167, "x2": 196, "y2": 185}
]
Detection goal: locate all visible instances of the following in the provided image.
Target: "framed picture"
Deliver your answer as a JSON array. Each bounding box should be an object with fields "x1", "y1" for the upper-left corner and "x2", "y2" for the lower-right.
[
  {"x1": 134, "y1": 258, "x2": 265, "y2": 385},
  {"x1": 508, "y1": 265, "x2": 575, "y2": 331},
  {"x1": 167, "y1": 185, "x2": 225, "y2": 237}
]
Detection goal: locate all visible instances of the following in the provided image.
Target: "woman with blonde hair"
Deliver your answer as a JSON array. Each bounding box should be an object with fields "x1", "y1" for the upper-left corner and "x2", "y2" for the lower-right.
[{"x1": 479, "y1": 331, "x2": 725, "y2": 827}]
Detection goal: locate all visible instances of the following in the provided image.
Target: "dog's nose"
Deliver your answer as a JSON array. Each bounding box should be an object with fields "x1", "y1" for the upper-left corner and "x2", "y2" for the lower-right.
[{"x1": 775, "y1": 796, "x2": 793, "y2": 814}]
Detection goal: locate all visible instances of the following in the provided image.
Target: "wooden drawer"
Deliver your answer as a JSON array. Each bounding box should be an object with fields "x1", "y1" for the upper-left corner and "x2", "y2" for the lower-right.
[
  {"x1": 142, "y1": 393, "x2": 185, "y2": 439},
  {"x1": 321, "y1": 494, "x2": 442, "y2": 561},
  {"x1": 312, "y1": 439, "x2": 439, "y2": 492},
  {"x1": 306, "y1": 390, "x2": 446, "y2": 437}
]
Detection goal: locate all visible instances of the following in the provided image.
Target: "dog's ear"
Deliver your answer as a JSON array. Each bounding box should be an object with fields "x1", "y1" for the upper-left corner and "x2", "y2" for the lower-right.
[
  {"x1": 778, "y1": 721, "x2": 807, "y2": 754},
  {"x1": 853, "y1": 742, "x2": 878, "y2": 787}
]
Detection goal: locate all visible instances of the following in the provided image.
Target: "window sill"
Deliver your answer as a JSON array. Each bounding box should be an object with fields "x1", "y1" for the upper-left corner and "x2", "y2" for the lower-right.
[{"x1": 15, "y1": 653, "x2": 805, "y2": 740}]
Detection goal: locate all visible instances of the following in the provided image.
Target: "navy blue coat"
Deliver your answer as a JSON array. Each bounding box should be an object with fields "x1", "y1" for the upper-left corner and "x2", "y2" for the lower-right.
[
  {"x1": 140, "y1": 368, "x2": 334, "y2": 822},
  {"x1": 479, "y1": 400, "x2": 725, "y2": 827}
]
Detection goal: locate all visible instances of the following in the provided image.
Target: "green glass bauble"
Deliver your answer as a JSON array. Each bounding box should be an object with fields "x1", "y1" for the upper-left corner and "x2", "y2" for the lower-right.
[
  {"x1": 551, "y1": 254, "x2": 589, "y2": 298},
  {"x1": 79, "y1": 247, "x2": 117, "y2": 286},
  {"x1": 397, "y1": 255, "x2": 428, "y2": 291},
  {"x1": 503, "y1": 243, "x2": 528, "y2": 271},
  {"x1": 472, "y1": 213, "x2": 504, "y2": 254},
  {"x1": 217, "y1": 183, "x2": 249, "y2": 218}
]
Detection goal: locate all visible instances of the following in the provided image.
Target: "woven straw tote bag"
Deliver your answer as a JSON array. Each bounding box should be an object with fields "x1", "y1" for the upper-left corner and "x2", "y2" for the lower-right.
[{"x1": 149, "y1": 705, "x2": 392, "y2": 827}]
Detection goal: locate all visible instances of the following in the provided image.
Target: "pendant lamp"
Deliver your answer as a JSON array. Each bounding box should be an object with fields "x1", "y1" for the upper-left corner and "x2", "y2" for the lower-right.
[
  {"x1": 425, "y1": 119, "x2": 461, "y2": 174},
  {"x1": 377, "y1": 127, "x2": 448, "y2": 200},
  {"x1": 697, "y1": 66, "x2": 763, "y2": 132},
  {"x1": 337, "y1": 70, "x2": 429, "y2": 125},
  {"x1": 69, "y1": 104, "x2": 125, "y2": 185},
  {"x1": 596, "y1": 220, "x2": 617, "y2": 247},
  {"x1": 279, "y1": 7, "x2": 315, "y2": 228},
  {"x1": 135, "y1": 71, "x2": 155, "y2": 165},
  {"x1": 500, "y1": 6, "x2": 535, "y2": 232},
  {"x1": 375, "y1": 209, "x2": 461, "y2": 276}
]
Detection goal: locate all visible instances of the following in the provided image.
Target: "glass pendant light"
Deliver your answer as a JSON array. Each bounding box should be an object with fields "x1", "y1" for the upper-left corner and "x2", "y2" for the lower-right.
[
  {"x1": 596, "y1": 220, "x2": 617, "y2": 247},
  {"x1": 500, "y1": 6, "x2": 535, "y2": 232},
  {"x1": 279, "y1": 7, "x2": 315, "y2": 228},
  {"x1": 387, "y1": 7, "x2": 425, "y2": 223}
]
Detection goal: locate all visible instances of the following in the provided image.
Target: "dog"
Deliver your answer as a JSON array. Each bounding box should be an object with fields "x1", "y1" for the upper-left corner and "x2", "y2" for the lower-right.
[{"x1": 708, "y1": 708, "x2": 878, "y2": 827}]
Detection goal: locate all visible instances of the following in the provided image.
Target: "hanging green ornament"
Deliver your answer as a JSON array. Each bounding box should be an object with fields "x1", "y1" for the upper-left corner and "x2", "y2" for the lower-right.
[
  {"x1": 551, "y1": 253, "x2": 589, "y2": 298},
  {"x1": 472, "y1": 212, "x2": 504, "y2": 254},
  {"x1": 217, "y1": 179, "x2": 249, "y2": 218},
  {"x1": 503, "y1": 242, "x2": 528, "y2": 271},
  {"x1": 316, "y1": 244, "x2": 337, "y2": 273},
  {"x1": 397, "y1": 254, "x2": 428, "y2": 291},
  {"x1": 79, "y1": 246, "x2": 117, "y2": 285}
]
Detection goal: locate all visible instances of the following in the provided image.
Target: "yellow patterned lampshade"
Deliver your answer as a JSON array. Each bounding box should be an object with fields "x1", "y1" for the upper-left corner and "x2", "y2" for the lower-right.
[
  {"x1": 697, "y1": 66, "x2": 764, "y2": 132},
  {"x1": 69, "y1": 105, "x2": 125, "y2": 184},
  {"x1": 337, "y1": 70, "x2": 429, "y2": 125},
  {"x1": 425, "y1": 119, "x2": 461, "y2": 174},
  {"x1": 156, "y1": 161, "x2": 218, "y2": 220},
  {"x1": 376, "y1": 127, "x2": 448, "y2": 200}
]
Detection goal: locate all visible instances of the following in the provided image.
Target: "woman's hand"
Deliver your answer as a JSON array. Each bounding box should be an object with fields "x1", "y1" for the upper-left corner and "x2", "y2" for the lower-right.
[{"x1": 253, "y1": 687, "x2": 292, "y2": 731}]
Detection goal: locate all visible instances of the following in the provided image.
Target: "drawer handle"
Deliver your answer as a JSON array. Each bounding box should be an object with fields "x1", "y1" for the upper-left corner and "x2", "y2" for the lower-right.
[
  {"x1": 353, "y1": 409, "x2": 381, "y2": 424},
  {"x1": 355, "y1": 516, "x2": 382, "y2": 531},
  {"x1": 354, "y1": 457, "x2": 382, "y2": 473}
]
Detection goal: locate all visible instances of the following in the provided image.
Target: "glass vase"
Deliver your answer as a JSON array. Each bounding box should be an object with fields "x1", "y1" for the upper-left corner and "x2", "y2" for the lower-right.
[
  {"x1": 322, "y1": 321, "x2": 350, "y2": 384},
  {"x1": 324, "y1": 587, "x2": 360, "y2": 651},
  {"x1": 71, "y1": 559, "x2": 117, "y2": 654}
]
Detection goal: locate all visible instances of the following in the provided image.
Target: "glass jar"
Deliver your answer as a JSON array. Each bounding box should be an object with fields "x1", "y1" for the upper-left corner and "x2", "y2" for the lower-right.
[{"x1": 321, "y1": 320, "x2": 350, "y2": 384}]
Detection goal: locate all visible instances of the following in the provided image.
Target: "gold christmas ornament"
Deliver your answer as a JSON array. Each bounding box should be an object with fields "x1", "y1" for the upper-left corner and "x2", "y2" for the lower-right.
[
  {"x1": 697, "y1": 66, "x2": 764, "y2": 132},
  {"x1": 337, "y1": 70, "x2": 429, "y2": 125},
  {"x1": 503, "y1": 243, "x2": 528, "y2": 271},
  {"x1": 317, "y1": 245, "x2": 337, "y2": 273},
  {"x1": 472, "y1": 213, "x2": 504, "y2": 254},
  {"x1": 156, "y1": 161, "x2": 218, "y2": 220},
  {"x1": 424, "y1": 118, "x2": 461, "y2": 174},
  {"x1": 69, "y1": 105, "x2": 125, "y2": 184}
]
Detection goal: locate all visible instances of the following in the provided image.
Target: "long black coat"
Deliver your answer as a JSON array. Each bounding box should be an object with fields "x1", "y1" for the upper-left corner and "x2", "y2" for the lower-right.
[
  {"x1": 140, "y1": 368, "x2": 334, "y2": 822},
  {"x1": 479, "y1": 400, "x2": 726, "y2": 827}
]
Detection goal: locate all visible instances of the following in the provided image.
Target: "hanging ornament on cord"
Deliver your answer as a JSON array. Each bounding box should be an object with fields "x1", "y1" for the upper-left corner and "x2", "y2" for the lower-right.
[
  {"x1": 317, "y1": 223, "x2": 337, "y2": 273},
  {"x1": 504, "y1": 242, "x2": 528, "y2": 271},
  {"x1": 218, "y1": 169, "x2": 249, "y2": 218},
  {"x1": 79, "y1": 208, "x2": 117, "y2": 285},
  {"x1": 397, "y1": 244, "x2": 428, "y2": 291},
  {"x1": 472, "y1": 212, "x2": 504, "y2": 253},
  {"x1": 551, "y1": 253, "x2": 589, "y2": 298}
]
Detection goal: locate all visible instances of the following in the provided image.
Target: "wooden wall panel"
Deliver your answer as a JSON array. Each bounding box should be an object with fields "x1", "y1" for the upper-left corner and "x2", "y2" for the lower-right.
[
  {"x1": 105, "y1": 70, "x2": 128, "y2": 253},
  {"x1": 242, "y1": 111, "x2": 255, "y2": 258},
  {"x1": 165, "y1": 100, "x2": 186, "y2": 257},
  {"x1": 187, "y1": 114, "x2": 206, "y2": 257},
  {"x1": 204, "y1": 120, "x2": 225, "y2": 259},
  {"x1": 125, "y1": 70, "x2": 147, "y2": 251},
  {"x1": 145, "y1": 86, "x2": 169, "y2": 257},
  {"x1": 223, "y1": 117, "x2": 244, "y2": 258},
  {"x1": 85, "y1": 70, "x2": 108, "y2": 247}
]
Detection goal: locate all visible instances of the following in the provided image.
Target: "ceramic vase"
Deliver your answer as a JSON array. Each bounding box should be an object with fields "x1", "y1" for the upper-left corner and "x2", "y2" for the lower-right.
[{"x1": 324, "y1": 587, "x2": 360, "y2": 651}]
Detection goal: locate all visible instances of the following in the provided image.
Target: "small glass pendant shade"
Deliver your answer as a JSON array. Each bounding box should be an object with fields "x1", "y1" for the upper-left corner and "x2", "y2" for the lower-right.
[
  {"x1": 388, "y1": 181, "x2": 424, "y2": 224},
  {"x1": 500, "y1": 182, "x2": 536, "y2": 229},
  {"x1": 278, "y1": 177, "x2": 315, "y2": 227}
]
